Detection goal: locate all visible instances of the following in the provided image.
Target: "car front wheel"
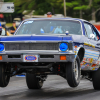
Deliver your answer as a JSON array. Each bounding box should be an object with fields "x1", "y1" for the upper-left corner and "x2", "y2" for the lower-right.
[{"x1": 66, "y1": 56, "x2": 81, "y2": 87}]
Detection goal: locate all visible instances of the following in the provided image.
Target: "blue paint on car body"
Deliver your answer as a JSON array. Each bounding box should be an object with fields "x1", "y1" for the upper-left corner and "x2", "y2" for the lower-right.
[{"x1": 0, "y1": 17, "x2": 100, "y2": 71}]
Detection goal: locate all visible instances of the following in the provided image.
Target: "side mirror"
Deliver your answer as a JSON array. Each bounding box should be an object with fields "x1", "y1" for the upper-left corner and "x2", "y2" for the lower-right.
[{"x1": 90, "y1": 34, "x2": 95, "y2": 39}]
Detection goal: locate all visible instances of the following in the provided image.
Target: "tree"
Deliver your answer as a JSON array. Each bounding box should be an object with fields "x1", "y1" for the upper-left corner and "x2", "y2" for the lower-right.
[
  {"x1": 91, "y1": 0, "x2": 100, "y2": 20},
  {"x1": 13, "y1": 0, "x2": 64, "y2": 15},
  {"x1": 64, "y1": 0, "x2": 89, "y2": 18},
  {"x1": 46, "y1": 0, "x2": 63, "y2": 15},
  {"x1": 3, "y1": 0, "x2": 100, "y2": 21}
]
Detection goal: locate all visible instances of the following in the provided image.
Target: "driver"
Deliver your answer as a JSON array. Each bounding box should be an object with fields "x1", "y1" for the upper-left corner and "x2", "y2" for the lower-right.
[{"x1": 54, "y1": 26, "x2": 63, "y2": 34}]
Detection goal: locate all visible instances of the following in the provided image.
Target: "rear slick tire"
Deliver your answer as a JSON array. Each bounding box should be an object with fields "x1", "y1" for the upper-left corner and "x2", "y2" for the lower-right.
[
  {"x1": 0, "y1": 63, "x2": 10, "y2": 87},
  {"x1": 66, "y1": 56, "x2": 81, "y2": 87},
  {"x1": 92, "y1": 67, "x2": 100, "y2": 90},
  {"x1": 26, "y1": 73, "x2": 43, "y2": 89}
]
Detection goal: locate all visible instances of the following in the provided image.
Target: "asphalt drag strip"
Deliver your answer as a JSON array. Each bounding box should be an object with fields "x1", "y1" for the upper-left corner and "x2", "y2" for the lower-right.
[{"x1": 0, "y1": 75, "x2": 99, "y2": 100}]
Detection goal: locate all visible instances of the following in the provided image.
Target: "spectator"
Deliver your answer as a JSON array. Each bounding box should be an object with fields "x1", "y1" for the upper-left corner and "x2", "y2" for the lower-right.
[
  {"x1": 0, "y1": 22, "x2": 2, "y2": 35},
  {"x1": 47, "y1": 12, "x2": 52, "y2": 18},
  {"x1": 10, "y1": 21, "x2": 17, "y2": 34}
]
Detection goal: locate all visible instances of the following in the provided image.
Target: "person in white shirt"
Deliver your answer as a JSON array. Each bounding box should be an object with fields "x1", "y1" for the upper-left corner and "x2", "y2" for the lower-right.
[{"x1": 54, "y1": 26, "x2": 63, "y2": 34}]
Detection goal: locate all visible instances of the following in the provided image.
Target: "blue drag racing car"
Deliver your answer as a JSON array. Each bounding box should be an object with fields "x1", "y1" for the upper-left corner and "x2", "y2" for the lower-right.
[{"x1": 0, "y1": 18, "x2": 100, "y2": 90}]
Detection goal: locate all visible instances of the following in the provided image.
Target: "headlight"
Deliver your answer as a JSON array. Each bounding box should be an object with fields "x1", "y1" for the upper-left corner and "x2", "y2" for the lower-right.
[
  {"x1": 0, "y1": 43, "x2": 4, "y2": 51},
  {"x1": 59, "y1": 43, "x2": 68, "y2": 51}
]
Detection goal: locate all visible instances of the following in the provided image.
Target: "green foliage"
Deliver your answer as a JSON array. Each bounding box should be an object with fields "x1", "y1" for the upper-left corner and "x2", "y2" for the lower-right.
[
  {"x1": 3, "y1": 0, "x2": 100, "y2": 21},
  {"x1": 65, "y1": 0, "x2": 89, "y2": 10},
  {"x1": 74, "y1": 5, "x2": 88, "y2": 10},
  {"x1": 66, "y1": 1, "x2": 79, "y2": 8}
]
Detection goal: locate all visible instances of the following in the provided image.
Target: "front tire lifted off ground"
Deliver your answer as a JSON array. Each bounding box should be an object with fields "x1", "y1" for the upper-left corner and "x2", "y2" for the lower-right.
[
  {"x1": 0, "y1": 63, "x2": 10, "y2": 87},
  {"x1": 66, "y1": 56, "x2": 81, "y2": 87},
  {"x1": 26, "y1": 73, "x2": 43, "y2": 89}
]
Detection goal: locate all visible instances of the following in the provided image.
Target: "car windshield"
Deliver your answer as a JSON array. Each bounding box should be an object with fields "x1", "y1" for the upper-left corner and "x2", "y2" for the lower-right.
[{"x1": 15, "y1": 20, "x2": 82, "y2": 35}]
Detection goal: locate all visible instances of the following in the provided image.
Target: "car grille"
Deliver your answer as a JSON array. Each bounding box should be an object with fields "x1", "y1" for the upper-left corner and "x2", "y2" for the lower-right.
[{"x1": 4, "y1": 43, "x2": 59, "y2": 50}]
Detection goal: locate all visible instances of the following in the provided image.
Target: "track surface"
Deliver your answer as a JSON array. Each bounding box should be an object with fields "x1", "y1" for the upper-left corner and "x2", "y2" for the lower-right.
[{"x1": 0, "y1": 75, "x2": 100, "y2": 100}]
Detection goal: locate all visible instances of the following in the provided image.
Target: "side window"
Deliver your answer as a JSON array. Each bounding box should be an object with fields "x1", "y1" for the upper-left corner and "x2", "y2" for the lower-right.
[
  {"x1": 84, "y1": 23, "x2": 93, "y2": 38},
  {"x1": 92, "y1": 25, "x2": 99, "y2": 40}
]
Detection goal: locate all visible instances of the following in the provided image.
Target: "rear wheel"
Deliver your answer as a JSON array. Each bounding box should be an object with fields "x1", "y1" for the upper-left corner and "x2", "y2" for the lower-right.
[
  {"x1": 0, "y1": 63, "x2": 10, "y2": 87},
  {"x1": 92, "y1": 68, "x2": 100, "y2": 90},
  {"x1": 26, "y1": 73, "x2": 43, "y2": 89},
  {"x1": 66, "y1": 56, "x2": 81, "y2": 87}
]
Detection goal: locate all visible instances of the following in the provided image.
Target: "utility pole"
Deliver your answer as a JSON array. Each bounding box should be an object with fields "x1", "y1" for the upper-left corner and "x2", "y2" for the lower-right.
[
  {"x1": 0, "y1": 0, "x2": 4, "y2": 10},
  {"x1": 64, "y1": 0, "x2": 66, "y2": 17}
]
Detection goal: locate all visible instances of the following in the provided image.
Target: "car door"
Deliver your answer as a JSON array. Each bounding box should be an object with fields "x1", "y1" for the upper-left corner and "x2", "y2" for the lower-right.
[
  {"x1": 82, "y1": 22, "x2": 99, "y2": 70},
  {"x1": 92, "y1": 25, "x2": 100, "y2": 67}
]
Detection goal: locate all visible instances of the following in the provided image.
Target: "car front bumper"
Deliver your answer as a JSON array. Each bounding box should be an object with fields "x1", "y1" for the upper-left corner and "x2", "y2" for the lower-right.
[{"x1": 0, "y1": 51, "x2": 75, "y2": 62}]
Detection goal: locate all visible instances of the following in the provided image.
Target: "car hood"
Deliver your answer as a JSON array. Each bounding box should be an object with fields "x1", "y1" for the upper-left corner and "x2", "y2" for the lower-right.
[{"x1": 0, "y1": 35, "x2": 72, "y2": 42}]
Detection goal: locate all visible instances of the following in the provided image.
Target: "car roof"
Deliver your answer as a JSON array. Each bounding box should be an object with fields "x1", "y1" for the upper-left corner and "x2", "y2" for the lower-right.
[{"x1": 24, "y1": 17, "x2": 89, "y2": 23}]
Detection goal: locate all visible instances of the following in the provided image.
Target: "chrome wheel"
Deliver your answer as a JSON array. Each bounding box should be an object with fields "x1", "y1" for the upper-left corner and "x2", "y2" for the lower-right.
[
  {"x1": 74, "y1": 59, "x2": 79, "y2": 81},
  {"x1": 38, "y1": 79, "x2": 43, "y2": 87},
  {"x1": 66, "y1": 56, "x2": 80, "y2": 87}
]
